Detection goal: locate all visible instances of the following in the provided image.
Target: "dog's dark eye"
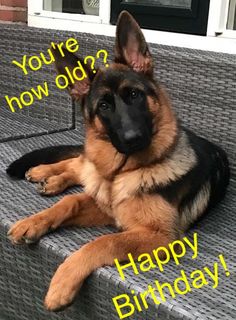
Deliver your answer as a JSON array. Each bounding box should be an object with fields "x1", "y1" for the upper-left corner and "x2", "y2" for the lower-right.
[
  {"x1": 130, "y1": 89, "x2": 138, "y2": 99},
  {"x1": 99, "y1": 102, "x2": 110, "y2": 111}
]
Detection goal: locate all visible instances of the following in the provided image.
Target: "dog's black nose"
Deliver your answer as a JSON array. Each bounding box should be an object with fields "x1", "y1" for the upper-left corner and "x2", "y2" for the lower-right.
[{"x1": 124, "y1": 129, "x2": 142, "y2": 144}]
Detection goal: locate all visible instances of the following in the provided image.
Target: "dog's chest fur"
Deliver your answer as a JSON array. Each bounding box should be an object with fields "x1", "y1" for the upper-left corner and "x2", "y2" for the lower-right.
[
  {"x1": 79, "y1": 158, "x2": 132, "y2": 214},
  {"x1": 79, "y1": 130, "x2": 204, "y2": 230},
  {"x1": 79, "y1": 159, "x2": 112, "y2": 212}
]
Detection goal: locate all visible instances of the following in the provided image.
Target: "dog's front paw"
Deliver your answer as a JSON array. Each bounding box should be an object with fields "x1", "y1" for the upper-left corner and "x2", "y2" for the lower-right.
[
  {"x1": 8, "y1": 213, "x2": 51, "y2": 244},
  {"x1": 44, "y1": 254, "x2": 84, "y2": 311}
]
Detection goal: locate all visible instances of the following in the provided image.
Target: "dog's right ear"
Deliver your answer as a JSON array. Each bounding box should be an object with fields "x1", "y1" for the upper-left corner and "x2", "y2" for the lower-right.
[{"x1": 52, "y1": 46, "x2": 93, "y2": 101}]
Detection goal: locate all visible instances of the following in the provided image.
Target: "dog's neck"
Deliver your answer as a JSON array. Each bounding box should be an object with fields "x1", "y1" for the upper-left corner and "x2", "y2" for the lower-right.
[{"x1": 84, "y1": 86, "x2": 178, "y2": 180}]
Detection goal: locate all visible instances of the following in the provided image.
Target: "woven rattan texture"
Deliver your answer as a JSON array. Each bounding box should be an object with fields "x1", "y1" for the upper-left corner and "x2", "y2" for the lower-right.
[
  {"x1": 0, "y1": 131, "x2": 235, "y2": 320},
  {"x1": 0, "y1": 24, "x2": 74, "y2": 142},
  {"x1": 0, "y1": 25, "x2": 235, "y2": 320}
]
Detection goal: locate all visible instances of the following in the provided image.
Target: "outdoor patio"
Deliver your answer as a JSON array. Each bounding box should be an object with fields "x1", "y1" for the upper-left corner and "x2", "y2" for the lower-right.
[{"x1": 0, "y1": 21, "x2": 235, "y2": 320}]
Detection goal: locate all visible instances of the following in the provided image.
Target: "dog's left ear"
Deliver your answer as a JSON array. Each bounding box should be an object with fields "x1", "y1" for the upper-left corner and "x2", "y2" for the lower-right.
[
  {"x1": 52, "y1": 46, "x2": 94, "y2": 101},
  {"x1": 115, "y1": 11, "x2": 153, "y2": 76}
]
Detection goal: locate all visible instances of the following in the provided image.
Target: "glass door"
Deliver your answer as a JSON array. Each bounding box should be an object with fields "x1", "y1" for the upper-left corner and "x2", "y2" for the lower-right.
[{"x1": 111, "y1": 0, "x2": 210, "y2": 35}]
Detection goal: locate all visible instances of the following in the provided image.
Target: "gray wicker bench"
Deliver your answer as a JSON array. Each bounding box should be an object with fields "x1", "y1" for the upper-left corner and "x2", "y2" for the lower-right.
[{"x1": 0, "y1": 24, "x2": 235, "y2": 320}]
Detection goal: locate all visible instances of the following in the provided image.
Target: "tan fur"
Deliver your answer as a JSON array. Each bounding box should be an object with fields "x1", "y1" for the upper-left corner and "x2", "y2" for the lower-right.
[
  {"x1": 8, "y1": 82, "x2": 182, "y2": 311},
  {"x1": 113, "y1": 194, "x2": 178, "y2": 233},
  {"x1": 180, "y1": 182, "x2": 211, "y2": 230},
  {"x1": 43, "y1": 227, "x2": 172, "y2": 310},
  {"x1": 8, "y1": 193, "x2": 114, "y2": 245},
  {"x1": 7, "y1": 11, "x2": 200, "y2": 312},
  {"x1": 26, "y1": 157, "x2": 84, "y2": 195},
  {"x1": 85, "y1": 126, "x2": 126, "y2": 179}
]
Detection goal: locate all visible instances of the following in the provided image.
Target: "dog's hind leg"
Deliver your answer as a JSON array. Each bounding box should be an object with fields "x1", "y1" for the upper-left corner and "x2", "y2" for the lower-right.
[
  {"x1": 7, "y1": 145, "x2": 84, "y2": 179},
  {"x1": 36, "y1": 170, "x2": 80, "y2": 196},
  {"x1": 26, "y1": 157, "x2": 81, "y2": 182},
  {"x1": 25, "y1": 156, "x2": 84, "y2": 195},
  {"x1": 26, "y1": 155, "x2": 83, "y2": 196}
]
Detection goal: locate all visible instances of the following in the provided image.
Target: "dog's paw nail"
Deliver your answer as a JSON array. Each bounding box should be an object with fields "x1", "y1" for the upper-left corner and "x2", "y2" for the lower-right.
[
  {"x1": 23, "y1": 237, "x2": 36, "y2": 244},
  {"x1": 8, "y1": 235, "x2": 23, "y2": 245},
  {"x1": 40, "y1": 179, "x2": 47, "y2": 185},
  {"x1": 44, "y1": 296, "x2": 73, "y2": 312},
  {"x1": 25, "y1": 170, "x2": 32, "y2": 181},
  {"x1": 7, "y1": 235, "x2": 13, "y2": 242},
  {"x1": 37, "y1": 182, "x2": 46, "y2": 194}
]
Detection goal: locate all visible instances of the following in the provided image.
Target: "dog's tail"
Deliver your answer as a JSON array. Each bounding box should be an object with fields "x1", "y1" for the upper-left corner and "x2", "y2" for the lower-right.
[{"x1": 6, "y1": 145, "x2": 84, "y2": 179}]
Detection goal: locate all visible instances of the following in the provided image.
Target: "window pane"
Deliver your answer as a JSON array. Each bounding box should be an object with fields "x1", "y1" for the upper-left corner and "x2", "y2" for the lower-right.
[
  {"x1": 227, "y1": 0, "x2": 236, "y2": 30},
  {"x1": 43, "y1": 0, "x2": 100, "y2": 15},
  {"x1": 122, "y1": 0, "x2": 192, "y2": 9}
]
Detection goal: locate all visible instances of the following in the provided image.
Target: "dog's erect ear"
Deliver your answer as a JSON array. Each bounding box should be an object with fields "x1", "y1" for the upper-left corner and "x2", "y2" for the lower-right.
[
  {"x1": 52, "y1": 46, "x2": 94, "y2": 101},
  {"x1": 115, "y1": 11, "x2": 153, "y2": 75}
]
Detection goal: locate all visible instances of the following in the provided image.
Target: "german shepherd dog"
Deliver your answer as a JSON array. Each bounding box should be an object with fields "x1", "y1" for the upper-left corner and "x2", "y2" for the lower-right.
[{"x1": 6, "y1": 11, "x2": 229, "y2": 311}]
